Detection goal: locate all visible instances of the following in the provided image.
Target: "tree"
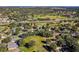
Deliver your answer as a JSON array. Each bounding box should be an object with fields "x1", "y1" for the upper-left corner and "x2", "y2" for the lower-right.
[
  {"x1": 75, "y1": 22, "x2": 79, "y2": 27},
  {"x1": 60, "y1": 34, "x2": 79, "y2": 52},
  {"x1": 0, "y1": 44, "x2": 7, "y2": 52},
  {"x1": 35, "y1": 29, "x2": 53, "y2": 37},
  {"x1": 64, "y1": 35, "x2": 79, "y2": 52},
  {"x1": 50, "y1": 42, "x2": 57, "y2": 52},
  {"x1": 2, "y1": 37, "x2": 11, "y2": 43},
  {"x1": 24, "y1": 40, "x2": 35, "y2": 48}
]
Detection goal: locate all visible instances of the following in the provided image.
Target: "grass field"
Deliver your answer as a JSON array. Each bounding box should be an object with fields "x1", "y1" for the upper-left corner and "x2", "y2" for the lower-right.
[{"x1": 19, "y1": 36, "x2": 47, "y2": 52}]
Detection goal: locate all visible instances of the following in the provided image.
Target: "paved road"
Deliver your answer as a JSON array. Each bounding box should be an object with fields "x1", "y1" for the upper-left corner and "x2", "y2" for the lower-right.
[
  {"x1": 14, "y1": 20, "x2": 55, "y2": 24},
  {"x1": 12, "y1": 18, "x2": 79, "y2": 24}
]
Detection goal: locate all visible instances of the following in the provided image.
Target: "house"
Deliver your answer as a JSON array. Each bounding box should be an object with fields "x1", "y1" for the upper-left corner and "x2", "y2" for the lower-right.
[
  {"x1": 53, "y1": 32, "x2": 60, "y2": 39},
  {"x1": 0, "y1": 33, "x2": 8, "y2": 39},
  {"x1": 0, "y1": 14, "x2": 10, "y2": 25},
  {"x1": 8, "y1": 42, "x2": 19, "y2": 52},
  {"x1": 11, "y1": 38, "x2": 16, "y2": 42}
]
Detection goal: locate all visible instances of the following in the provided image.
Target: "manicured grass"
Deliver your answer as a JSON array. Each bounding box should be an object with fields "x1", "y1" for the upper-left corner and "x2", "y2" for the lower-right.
[
  {"x1": 34, "y1": 15, "x2": 66, "y2": 20},
  {"x1": 19, "y1": 36, "x2": 47, "y2": 52},
  {"x1": 36, "y1": 23, "x2": 46, "y2": 27}
]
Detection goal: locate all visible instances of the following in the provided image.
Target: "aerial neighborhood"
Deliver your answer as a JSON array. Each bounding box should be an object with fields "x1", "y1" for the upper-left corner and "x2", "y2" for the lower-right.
[{"x1": 0, "y1": 7, "x2": 79, "y2": 52}]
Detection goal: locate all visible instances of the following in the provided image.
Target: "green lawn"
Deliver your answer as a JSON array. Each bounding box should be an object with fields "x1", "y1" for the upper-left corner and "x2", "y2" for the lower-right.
[
  {"x1": 19, "y1": 36, "x2": 47, "y2": 52},
  {"x1": 34, "y1": 15, "x2": 66, "y2": 20}
]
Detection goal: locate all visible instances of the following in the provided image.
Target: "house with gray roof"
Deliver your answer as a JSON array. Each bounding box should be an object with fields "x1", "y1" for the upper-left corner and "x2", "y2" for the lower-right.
[{"x1": 8, "y1": 42, "x2": 19, "y2": 52}]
